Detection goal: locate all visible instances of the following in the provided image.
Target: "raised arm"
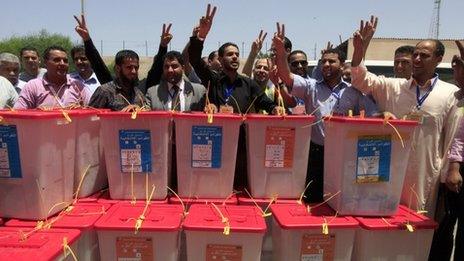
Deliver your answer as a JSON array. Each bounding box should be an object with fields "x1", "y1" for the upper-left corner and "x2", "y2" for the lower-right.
[
  {"x1": 272, "y1": 23, "x2": 294, "y2": 88},
  {"x1": 74, "y1": 14, "x2": 113, "y2": 84},
  {"x1": 188, "y1": 4, "x2": 217, "y2": 85},
  {"x1": 242, "y1": 30, "x2": 267, "y2": 77},
  {"x1": 351, "y1": 16, "x2": 377, "y2": 67},
  {"x1": 145, "y1": 23, "x2": 172, "y2": 88}
]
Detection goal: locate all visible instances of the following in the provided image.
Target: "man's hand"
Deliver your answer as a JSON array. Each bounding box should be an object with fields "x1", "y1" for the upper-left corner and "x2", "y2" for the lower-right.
[
  {"x1": 321, "y1": 41, "x2": 333, "y2": 56},
  {"x1": 360, "y1": 15, "x2": 378, "y2": 54},
  {"x1": 272, "y1": 106, "x2": 285, "y2": 115},
  {"x1": 251, "y1": 30, "x2": 267, "y2": 55},
  {"x1": 74, "y1": 14, "x2": 90, "y2": 41},
  {"x1": 268, "y1": 59, "x2": 280, "y2": 87},
  {"x1": 272, "y1": 22, "x2": 286, "y2": 56},
  {"x1": 192, "y1": 25, "x2": 200, "y2": 37},
  {"x1": 446, "y1": 162, "x2": 463, "y2": 193},
  {"x1": 197, "y1": 4, "x2": 217, "y2": 40},
  {"x1": 204, "y1": 103, "x2": 218, "y2": 114},
  {"x1": 160, "y1": 23, "x2": 173, "y2": 48}
]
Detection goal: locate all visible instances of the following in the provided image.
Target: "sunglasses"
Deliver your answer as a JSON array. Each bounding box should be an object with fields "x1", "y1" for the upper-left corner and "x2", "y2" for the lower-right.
[{"x1": 290, "y1": 60, "x2": 308, "y2": 67}]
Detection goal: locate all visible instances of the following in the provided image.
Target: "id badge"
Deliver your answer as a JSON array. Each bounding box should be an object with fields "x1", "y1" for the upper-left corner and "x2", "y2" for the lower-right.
[{"x1": 219, "y1": 105, "x2": 234, "y2": 114}]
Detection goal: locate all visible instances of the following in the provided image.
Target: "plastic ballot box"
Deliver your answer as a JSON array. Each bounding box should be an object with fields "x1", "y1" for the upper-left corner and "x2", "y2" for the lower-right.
[
  {"x1": 71, "y1": 109, "x2": 108, "y2": 198},
  {"x1": 0, "y1": 110, "x2": 76, "y2": 220},
  {"x1": 173, "y1": 113, "x2": 242, "y2": 198},
  {"x1": 94, "y1": 202, "x2": 183, "y2": 261},
  {"x1": 6, "y1": 202, "x2": 111, "y2": 261},
  {"x1": 99, "y1": 111, "x2": 171, "y2": 200},
  {"x1": 271, "y1": 203, "x2": 358, "y2": 261},
  {"x1": 183, "y1": 204, "x2": 266, "y2": 261},
  {"x1": 323, "y1": 116, "x2": 418, "y2": 216},
  {"x1": 353, "y1": 205, "x2": 437, "y2": 261},
  {"x1": 244, "y1": 114, "x2": 314, "y2": 198},
  {"x1": 0, "y1": 227, "x2": 81, "y2": 261}
]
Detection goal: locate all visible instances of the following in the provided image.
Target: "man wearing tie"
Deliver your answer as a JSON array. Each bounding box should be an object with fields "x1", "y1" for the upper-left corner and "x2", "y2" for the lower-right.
[{"x1": 145, "y1": 51, "x2": 205, "y2": 112}]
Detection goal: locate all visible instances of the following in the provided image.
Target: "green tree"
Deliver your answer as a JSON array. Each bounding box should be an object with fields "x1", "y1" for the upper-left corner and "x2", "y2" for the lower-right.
[{"x1": 0, "y1": 29, "x2": 76, "y2": 71}]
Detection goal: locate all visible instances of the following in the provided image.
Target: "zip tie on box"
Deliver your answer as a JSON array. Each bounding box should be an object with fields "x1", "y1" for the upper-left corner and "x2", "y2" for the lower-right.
[
  {"x1": 243, "y1": 94, "x2": 260, "y2": 117},
  {"x1": 297, "y1": 180, "x2": 313, "y2": 205},
  {"x1": 384, "y1": 119, "x2": 405, "y2": 148},
  {"x1": 321, "y1": 212, "x2": 338, "y2": 235},
  {"x1": 61, "y1": 110, "x2": 72, "y2": 123},
  {"x1": 73, "y1": 164, "x2": 91, "y2": 204},
  {"x1": 243, "y1": 188, "x2": 272, "y2": 217},
  {"x1": 204, "y1": 81, "x2": 215, "y2": 124},
  {"x1": 408, "y1": 184, "x2": 427, "y2": 215},
  {"x1": 134, "y1": 185, "x2": 156, "y2": 234},
  {"x1": 167, "y1": 186, "x2": 188, "y2": 217},
  {"x1": 211, "y1": 203, "x2": 230, "y2": 236},
  {"x1": 221, "y1": 191, "x2": 237, "y2": 206},
  {"x1": 262, "y1": 195, "x2": 278, "y2": 217},
  {"x1": 307, "y1": 191, "x2": 341, "y2": 214},
  {"x1": 405, "y1": 222, "x2": 415, "y2": 232},
  {"x1": 62, "y1": 237, "x2": 78, "y2": 261},
  {"x1": 348, "y1": 110, "x2": 353, "y2": 117}
]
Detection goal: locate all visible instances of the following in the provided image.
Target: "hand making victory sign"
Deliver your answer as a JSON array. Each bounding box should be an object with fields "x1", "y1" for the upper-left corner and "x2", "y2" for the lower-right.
[
  {"x1": 74, "y1": 14, "x2": 91, "y2": 41},
  {"x1": 160, "y1": 23, "x2": 173, "y2": 48},
  {"x1": 197, "y1": 4, "x2": 217, "y2": 40}
]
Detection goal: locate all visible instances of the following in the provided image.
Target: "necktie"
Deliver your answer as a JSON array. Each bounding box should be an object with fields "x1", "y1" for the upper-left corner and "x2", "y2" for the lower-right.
[{"x1": 171, "y1": 85, "x2": 180, "y2": 111}]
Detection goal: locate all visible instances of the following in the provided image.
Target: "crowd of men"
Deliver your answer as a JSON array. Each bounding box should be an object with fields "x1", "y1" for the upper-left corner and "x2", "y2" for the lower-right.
[{"x1": 0, "y1": 5, "x2": 463, "y2": 260}]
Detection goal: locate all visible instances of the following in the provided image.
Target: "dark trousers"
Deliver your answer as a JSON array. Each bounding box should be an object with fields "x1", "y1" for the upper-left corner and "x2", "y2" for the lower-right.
[
  {"x1": 233, "y1": 124, "x2": 248, "y2": 190},
  {"x1": 429, "y1": 165, "x2": 464, "y2": 261},
  {"x1": 304, "y1": 141, "x2": 324, "y2": 203}
]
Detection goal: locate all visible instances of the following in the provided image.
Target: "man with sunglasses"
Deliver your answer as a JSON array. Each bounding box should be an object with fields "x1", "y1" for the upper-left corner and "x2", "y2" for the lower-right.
[{"x1": 273, "y1": 23, "x2": 377, "y2": 203}]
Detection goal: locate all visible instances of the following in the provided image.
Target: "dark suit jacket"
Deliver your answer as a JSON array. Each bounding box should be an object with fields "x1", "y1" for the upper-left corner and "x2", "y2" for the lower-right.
[{"x1": 145, "y1": 78, "x2": 206, "y2": 111}]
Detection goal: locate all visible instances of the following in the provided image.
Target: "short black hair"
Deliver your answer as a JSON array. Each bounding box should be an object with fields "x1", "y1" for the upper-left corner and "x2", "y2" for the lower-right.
[
  {"x1": 283, "y1": 37, "x2": 292, "y2": 52},
  {"x1": 115, "y1": 50, "x2": 139, "y2": 66},
  {"x1": 20, "y1": 47, "x2": 39, "y2": 57},
  {"x1": 70, "y1": 45, "x2": 85, "y2": 60},
  {"x1": 394, "y1": 45, "x2": 414, "y2": 56},
  {"x1": 164, "y1": 51, "x2": 184, "y2": 66},
  {"x1": 322, "y1": 48, "x2": 347, "y2": 63},
  {"x1": 218, "y1": 42, "x2": 239, "y2": 57},
  {"x1": 43, "y1": 45, "x2": 67, "y2": 61},
  {"x1": 287, "y1": 50, "x2": 307, "y2": 63},
  {"x1": 208, "y1": 51, "x2": 218, "y2": 61}
]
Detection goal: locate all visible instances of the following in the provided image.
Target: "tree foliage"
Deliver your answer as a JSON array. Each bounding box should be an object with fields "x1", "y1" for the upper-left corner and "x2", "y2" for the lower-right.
[{"x1": 0, "y1": 29, "x2": 75, "y2": 71}]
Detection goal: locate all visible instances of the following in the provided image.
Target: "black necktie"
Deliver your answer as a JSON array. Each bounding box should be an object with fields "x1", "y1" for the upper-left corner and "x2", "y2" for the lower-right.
[{"x1": 170, "y1": 85, "x2": 180, "y2": 111}]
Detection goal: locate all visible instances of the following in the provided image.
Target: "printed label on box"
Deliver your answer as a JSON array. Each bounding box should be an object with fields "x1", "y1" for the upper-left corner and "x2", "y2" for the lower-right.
[
  {"x1": 191, "y1": 126, "x2": 222, "y2": 168},
  {"x1": 356, "y1": 135, "x2": 392, "y2": 183},
  {"x1": 119, "y1": 130, "x2": 152, "y2": 173},
  {"x1": 300, "y1": 234, "x2": 335, "y2": 261},
  {"x1": 116, "y1": 237, "x2": 153, "y2": 261},
  {"x1": 0, "y1": 125, "x2": 22, "y2": 178},
  {"x1": 264, "y1": 127, "x2": 295, "y2": 168},
  {"x1": 206, "y1": 244, "x2": 242, "y2": 261}
]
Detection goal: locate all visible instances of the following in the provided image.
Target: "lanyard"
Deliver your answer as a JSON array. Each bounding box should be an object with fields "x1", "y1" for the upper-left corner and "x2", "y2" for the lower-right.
[
  {"x1": 416, "y1": 76, "x2": 438, "y2": 110},
  {"x1": 224, "y1": 84, "x2": 234, "y2": 102},
  {"x1": 48, "y1": 84, "x2": 66, "y2": 108}
]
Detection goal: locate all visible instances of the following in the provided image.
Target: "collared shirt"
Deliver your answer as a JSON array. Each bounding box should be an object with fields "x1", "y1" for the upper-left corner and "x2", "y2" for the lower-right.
[
  {"x1": 188, "y1": 37, "x2": 276, "y2": 114},
  {"x1": 89, "y1": 80, "x2": 147, "y2": 111},
  {"x1": 18, "y1": 68, "x2": 47, "y2": 82},
  {"x1": 14, "y1": 74, "x2": 91, "y2": 109},
  {"x1": 15, "y1": 80, "x2": 27, "y2": 94},
  {"x1": 69, "y1": 72, "x2": 101, "y2": 95},
  {"x1": 0, "y1": 76, "x2": 18, "y2": 108},
  {"x1": 167, "y1": 79, "x2": 185, "y2": 111},
  {"x1": 292, "y1": 74, "x2": 378, "y2": 145},
  {"x1": 351, "y1": 62, "x2": 460, "y2": 217}
]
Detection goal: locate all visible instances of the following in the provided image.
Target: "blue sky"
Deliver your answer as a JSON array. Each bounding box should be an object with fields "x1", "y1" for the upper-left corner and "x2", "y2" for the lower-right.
[{"x1": 1, "y1": 0, "x2": 463, "y2": 58}]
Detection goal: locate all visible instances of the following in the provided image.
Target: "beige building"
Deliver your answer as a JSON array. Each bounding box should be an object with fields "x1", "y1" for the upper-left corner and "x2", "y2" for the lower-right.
[{"x1": 348, "y1": 37, "x2": 464, "y2": 63}]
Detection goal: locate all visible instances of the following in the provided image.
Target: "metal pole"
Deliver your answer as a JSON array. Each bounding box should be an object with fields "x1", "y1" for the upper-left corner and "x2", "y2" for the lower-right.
[
  {"x1": 145, "y1": 40, "x2": 148, "y2": 56},
  {"x1": 100, "y1": 40, "x2": 103, "y2": 55},
  {"x1": 123, "y1": 40, "x2": 125, "y2": 50}
]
